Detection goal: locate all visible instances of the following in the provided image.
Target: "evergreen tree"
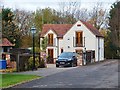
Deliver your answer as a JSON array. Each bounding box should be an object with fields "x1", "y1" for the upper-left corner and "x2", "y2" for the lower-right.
[
  {"x1": 2, "y1": 8, "x2": 20, "y2": 48},
  {"x1": 108, "y1": 1, "x2": 120, "y2": 58}
]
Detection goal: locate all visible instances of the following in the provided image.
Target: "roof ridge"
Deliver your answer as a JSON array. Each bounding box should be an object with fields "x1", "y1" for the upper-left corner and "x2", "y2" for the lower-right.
[
  {"x1": 41, "y1": 21, "x2": 103, "y2": 37},
  {"x1": 0, "y1": 38, "x2": 14, "y2": 46},
  {"x1": 41, "y1": 24, "x2": 73, "y2": 37},
  {"x1": 80, "y1": 20, "x2": 103, "y2": 37},
  {"x1": 43, "y1": 24, "x2": 73, "y2": 25}
]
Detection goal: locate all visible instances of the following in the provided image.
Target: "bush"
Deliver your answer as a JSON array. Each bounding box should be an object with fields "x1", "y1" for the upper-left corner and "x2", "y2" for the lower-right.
[
  {"x1": 28, "y1": 57, "x2": 39, "y2": 70},
  {"x1": 39, "y1": 58, "x2": 46, "y2": 68},
  {"x1": 28, "y1": 56, "x2": 46, "y2": 70}
]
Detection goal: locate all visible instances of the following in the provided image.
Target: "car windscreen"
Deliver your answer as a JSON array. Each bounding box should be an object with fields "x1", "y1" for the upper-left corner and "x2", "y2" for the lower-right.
[{"x1": 59, "y1": 52, "x2": 73, "y2": 58}]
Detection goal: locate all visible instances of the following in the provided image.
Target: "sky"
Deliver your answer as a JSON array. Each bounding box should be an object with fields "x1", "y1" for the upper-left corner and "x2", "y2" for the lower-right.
[{"x1": 0, "y1": 0, "x2": 118, "y2": 11}]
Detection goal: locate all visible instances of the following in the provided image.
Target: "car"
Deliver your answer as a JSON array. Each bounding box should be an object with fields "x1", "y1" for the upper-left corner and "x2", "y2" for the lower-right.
[{"x1": 56, "y1": 52, "x2": 79, "y2": 67}]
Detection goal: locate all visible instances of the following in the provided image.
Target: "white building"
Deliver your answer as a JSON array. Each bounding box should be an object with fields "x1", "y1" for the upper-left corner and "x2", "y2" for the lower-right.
[{"x1": 40, "y1": 20, "x2": 104, "y2": 65}]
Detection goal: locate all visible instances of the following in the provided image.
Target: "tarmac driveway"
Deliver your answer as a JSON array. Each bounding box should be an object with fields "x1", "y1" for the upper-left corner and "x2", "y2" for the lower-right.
[
  {"x1": 13, "y1": 60, "x2": 119, "y2": 88},
  {"x1": 13, "y1": 64, "x2": 78, "y2": 77}
]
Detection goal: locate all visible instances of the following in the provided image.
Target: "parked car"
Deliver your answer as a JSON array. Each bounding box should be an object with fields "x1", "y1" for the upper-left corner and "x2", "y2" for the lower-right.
[{"x1": 56, "y1": 52, "x2": 79, "y2": 67}]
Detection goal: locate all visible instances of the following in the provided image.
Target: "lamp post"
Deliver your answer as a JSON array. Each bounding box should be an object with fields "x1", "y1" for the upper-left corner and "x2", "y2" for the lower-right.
[
  {"x1": 31, "y1": 26, "x2": 36, "y2": 70},
  {"x1": 39, "y1": 32, "x2": 41, "y2": 67}
]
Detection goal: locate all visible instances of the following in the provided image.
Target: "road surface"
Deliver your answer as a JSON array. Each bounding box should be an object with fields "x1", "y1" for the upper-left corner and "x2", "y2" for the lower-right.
[{"x1": 13, "y1": 60, "x2": 119, "y2": 88}]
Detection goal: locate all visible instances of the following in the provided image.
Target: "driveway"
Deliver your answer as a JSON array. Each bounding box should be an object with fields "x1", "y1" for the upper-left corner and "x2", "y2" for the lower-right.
[
  {"x1": 13, "y1": 60, "x2": 119, "y2": 88},
  {"x1": 13, "y1": 64, "x2": 78, "y2": 77}
]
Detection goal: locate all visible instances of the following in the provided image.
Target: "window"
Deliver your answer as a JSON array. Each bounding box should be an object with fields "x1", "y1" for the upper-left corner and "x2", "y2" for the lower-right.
[
  {"x1": 48, "y1": 34, "x2": 53, "y2": 46},
  {"x1": 3, "y1": 47, "x2": 8, "y2": 52},
  {"x1": 76, "y1": 32, "x2": 83, "y2": 47}
]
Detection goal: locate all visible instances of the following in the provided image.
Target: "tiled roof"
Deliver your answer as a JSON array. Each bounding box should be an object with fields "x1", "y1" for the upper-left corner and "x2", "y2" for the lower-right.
[
  {"x1": 80, "y1": 20, "x2": 103, "y2": 37},
  {"x1": 41, "y1": 24, "x2": 73, "y2": 37},
  {"x1": 0, "y1": 38, "x2": 14, "y2": 46},
  {"x1": 41, "y1": 21, "x2": 103, "y2": 37}
]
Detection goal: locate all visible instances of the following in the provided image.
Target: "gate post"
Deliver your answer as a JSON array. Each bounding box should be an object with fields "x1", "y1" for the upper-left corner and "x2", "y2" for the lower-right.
[
  {"x1": 16, "y1": 54, "x2": 20, "y2": 72},
  {"x1": 83, "y1": 47, "x2": 86, "y2": 66}
]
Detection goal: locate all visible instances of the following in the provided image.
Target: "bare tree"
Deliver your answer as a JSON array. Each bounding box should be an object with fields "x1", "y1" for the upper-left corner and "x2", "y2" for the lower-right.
[
  {"x1": 58, "y1": 0, "x2": 81, "y2": 23},
  {"x1": 14, "y1": 9, "x2": 33, "y2": 36},
  {"x1": 75, "y1": 8, "x2": 89, "y2": 21},
  {"x1": 88, "y1": 2, "x2": 108, "y2": 30}
]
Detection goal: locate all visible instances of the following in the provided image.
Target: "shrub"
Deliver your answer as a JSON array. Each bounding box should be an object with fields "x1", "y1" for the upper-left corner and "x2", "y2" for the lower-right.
[
  {"x1": 28, "y1": 57, "x2": 39, "y2": 70},
  {"x1": 39, "y1": 58, "x2": 46, "y2": 68},
  {"x1": 28, "y1": 56, "x2": 46, "y2": 70}
]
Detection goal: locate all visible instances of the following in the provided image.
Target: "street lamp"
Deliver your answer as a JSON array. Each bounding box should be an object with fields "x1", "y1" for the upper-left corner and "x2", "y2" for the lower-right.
[
  {"x1": 38, "y1": 31, "x2": 41, "y2": 67},
  {"x1": 31, "y1": 26, "x2": 37, "y2": 70}
]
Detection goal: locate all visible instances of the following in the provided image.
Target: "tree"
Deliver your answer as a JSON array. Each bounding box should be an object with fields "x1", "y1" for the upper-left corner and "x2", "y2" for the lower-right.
[
  {"x1": 2, "y1": 8, "x2": 20, "y2": 47},
  {"x1": 75, "y1": 8, "x2": 89, "y2": 21},
  {"x1": 58, "y1": 1, "x2": 80, "y2": 23},
  {"x1": 2, "y1": 8, "x2": 14, "y2": 22},
  {"x1": 109, "y1": 1, "x2": 120, "y2": 48},
  {"x1": 108, "y1": 1, "x2": 120, "y2": 58},
  {"x1": 14, "y1": 9, "x2": 33, "y2": 48},
  {"x1": 0, "y1": 7, "x2": 2, "y2": 40},
  {"x1": 41, "y1": 37, "x2": 48, "y2": 51},
  {"x1": 20, "y1": 35, "x2": 32, "y2": 48},
  {"x1": 14, "y1": 9, "x2": 33, "y2": 36},
  {"x1": 88, "y1": 2, "x2": 108, "y2": 30},
  {"x1": 33, "y1": 8, "x2": 55, "y2": 32},
  {"x1": 100, "y1": 29, "x2": 113, "y2": 58}
]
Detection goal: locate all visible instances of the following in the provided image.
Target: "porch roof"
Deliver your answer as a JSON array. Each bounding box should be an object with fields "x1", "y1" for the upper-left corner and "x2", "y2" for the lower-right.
[{"x1": 0, "y1": 38, "x2": 14, "y2": 47}]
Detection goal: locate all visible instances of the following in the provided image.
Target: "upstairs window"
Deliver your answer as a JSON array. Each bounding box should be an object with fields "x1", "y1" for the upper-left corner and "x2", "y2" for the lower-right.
[
  {"x1": 76, "y1": 32, "x2": 83, "y2": 47},
  {"x1": 48, "y1": 34, "x2": 53, "y2": 46}
]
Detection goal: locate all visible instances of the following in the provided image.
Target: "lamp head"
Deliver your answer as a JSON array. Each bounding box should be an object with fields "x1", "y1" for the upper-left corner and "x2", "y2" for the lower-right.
[{"x1": 31, "y1": 26, "x2": 36, "y2": 34}]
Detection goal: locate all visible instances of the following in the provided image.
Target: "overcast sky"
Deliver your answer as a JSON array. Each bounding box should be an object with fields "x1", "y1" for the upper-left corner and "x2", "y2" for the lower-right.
[{"x1": 0, "y1": 0, "x2": 118, "y2": 11}]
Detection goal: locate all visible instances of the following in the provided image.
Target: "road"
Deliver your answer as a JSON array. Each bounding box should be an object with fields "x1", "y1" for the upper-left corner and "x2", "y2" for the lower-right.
[{"x1": 13, "y1": 60, "x2": 119, "y2": 88}]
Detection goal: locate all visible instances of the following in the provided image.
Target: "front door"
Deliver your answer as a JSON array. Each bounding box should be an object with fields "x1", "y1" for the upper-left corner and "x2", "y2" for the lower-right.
[{"x1": 48, "y1": 49, "x2": 54, "y2": 63}]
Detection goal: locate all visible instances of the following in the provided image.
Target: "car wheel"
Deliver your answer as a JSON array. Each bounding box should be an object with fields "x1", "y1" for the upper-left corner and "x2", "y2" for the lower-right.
[
  {"x1": 71, "y1": 62, "x2": 74, "y2": 67},
  {"x1": 74, "y1": 63, "x2": 77, "y2": 67},
  {"x1": 76, "y1": 62, "x2": 77, "y2": 66},
  {"x1": 56, "y1": 65, "x2": 59, "y2": 67}
]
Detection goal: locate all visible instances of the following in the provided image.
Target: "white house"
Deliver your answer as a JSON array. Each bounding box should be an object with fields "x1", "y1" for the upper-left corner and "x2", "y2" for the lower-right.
[{"x1": 40, "y1": 20, "x2": 104, "y2": 65}]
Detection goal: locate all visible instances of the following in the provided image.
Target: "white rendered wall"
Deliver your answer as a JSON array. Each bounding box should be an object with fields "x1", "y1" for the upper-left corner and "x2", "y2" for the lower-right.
[
  {"x1": 58, "y1": 39, "x2": 63, "y2": 55},
  {"x1": 63, "y1": 21, "x2": 96, "y2": 52},
  {"x1": 99, "y1": 38, "x2": 104, "y2": 61},
  {"x1": 44, "y1": 29, "x2": 58, "y2": 58},
  {"x1": 95, "y1": 37, "x2": 104, "y2": 62}
]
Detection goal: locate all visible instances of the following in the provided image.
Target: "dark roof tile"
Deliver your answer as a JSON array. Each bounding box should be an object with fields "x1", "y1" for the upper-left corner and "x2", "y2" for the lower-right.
[
  {"x1": 80, "y1": 20, "x2": 103, "y2": 37},
  {"x1": 41, "y1": 24, "x2": 73, "y2": 37},
  {"x1": 41, "y1": 21, "x2": 103, "y2": 37}
]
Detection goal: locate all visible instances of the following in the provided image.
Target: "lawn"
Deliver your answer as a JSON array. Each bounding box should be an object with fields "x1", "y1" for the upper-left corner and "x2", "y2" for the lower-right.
[{"x1": 0, "y1": 74, "x2": 40, "y2": 88}]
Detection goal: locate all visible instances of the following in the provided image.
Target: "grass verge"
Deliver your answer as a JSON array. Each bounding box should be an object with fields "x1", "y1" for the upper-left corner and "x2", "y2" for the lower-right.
[{"x1": 0, "y1": 73, "x2": 41, "y2": 88}]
